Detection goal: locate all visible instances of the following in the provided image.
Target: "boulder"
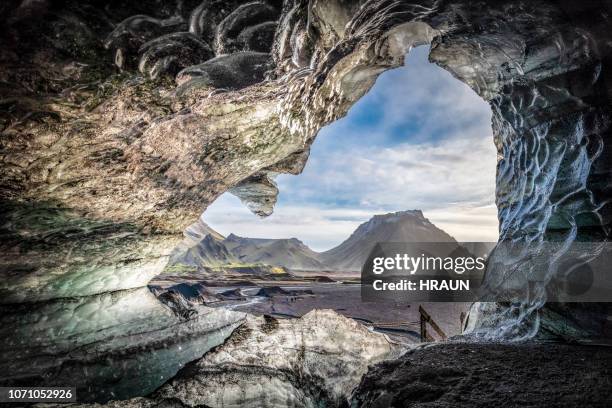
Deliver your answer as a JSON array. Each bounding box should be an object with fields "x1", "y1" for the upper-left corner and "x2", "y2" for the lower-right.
[{"x1": 151, "y1": 310, "x2": 400, "y2": 407}]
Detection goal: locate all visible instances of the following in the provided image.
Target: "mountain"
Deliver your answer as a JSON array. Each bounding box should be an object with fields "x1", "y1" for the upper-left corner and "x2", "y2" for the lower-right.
[
  {"x1": 180, "y1": 234, "x2": 239, "y2": 267},
  {"x1": 223, "y1": 234, "x2": 326, "y2": 271},
  {"x1": 184, "y1": 219, "x2": 226, "y2": 243},
  {"x1": 171, "y1": 219, "x2": 238, "y2": 267},
  {"x1": 319, "y1": 210, "x2": 457, "y2": 271},
  {"x1": 173, "y1": 210, "x2": 458, "y2": 272}
]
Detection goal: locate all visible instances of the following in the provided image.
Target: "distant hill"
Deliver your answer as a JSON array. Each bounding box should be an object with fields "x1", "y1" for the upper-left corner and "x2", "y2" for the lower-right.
[
  {"x1": 172, "y1": 210, "x2": 458, "y2": 272},
  {"x1": 223, "y1": 234, "x2": 326, "y2": 271}
]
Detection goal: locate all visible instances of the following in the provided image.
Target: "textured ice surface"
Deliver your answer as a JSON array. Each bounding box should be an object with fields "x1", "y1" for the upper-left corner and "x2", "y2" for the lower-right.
[
  {"x1": 229, "y1": 172, "x2": 279, "y2": 217},
  {"x1": 82, "y1": 310, "x2": 402, "y2": 407},
  {"x1": 0, "y1": 288, "x2": 245, "y2": 402},
  {"x1": 2, "y1": 6, "x2": 612, "y2": 403},
  {"x1": 0, "y1": 202, "x2": 182, "y2": 303},
  {"x1": 153, "y1": 310, "x2": 401, "y2": 407}
]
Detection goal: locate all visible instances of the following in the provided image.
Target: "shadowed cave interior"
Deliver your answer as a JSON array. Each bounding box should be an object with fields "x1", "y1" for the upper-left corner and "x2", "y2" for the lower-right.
[{"x1": 1, "y1": 0, "x2": 612, "y2": 406}]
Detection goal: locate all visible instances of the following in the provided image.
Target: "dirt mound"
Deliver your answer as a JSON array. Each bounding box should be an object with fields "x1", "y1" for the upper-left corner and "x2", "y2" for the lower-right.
[{"x1": 352, "y1": 342, "x2": 612, "y2": 407}]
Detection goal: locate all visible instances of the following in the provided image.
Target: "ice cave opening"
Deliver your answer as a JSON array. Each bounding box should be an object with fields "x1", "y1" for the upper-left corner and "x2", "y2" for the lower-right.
[
  {"x1": 201, "y1": 45, "x2": 499, "y2": 252},
  {"x1": 157, "y1": 44, "x2": 500, "y2": 346}
]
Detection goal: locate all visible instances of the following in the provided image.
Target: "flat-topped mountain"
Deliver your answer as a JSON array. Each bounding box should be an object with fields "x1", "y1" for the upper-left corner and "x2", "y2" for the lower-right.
[
  {"x1": 174, "y1": 210, "x2": 456, "y2": 272},
  {"x1": 319, "y1": 210, "x2": 456, "y2": 271}
]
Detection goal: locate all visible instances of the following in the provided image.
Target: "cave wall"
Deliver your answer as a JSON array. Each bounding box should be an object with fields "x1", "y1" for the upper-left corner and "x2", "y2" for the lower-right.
[
  {"x1": 1, "y1": 0, "x2": 612, "y2": 399},
  {"x1": 431, "y1": 1, "x2": 612, "y2": 339}
]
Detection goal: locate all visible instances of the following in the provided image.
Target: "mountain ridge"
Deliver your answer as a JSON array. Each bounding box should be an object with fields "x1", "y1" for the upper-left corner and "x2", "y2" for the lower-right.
[{"x1": 174, "y1": 210, "x2": 457, "y2": 272}]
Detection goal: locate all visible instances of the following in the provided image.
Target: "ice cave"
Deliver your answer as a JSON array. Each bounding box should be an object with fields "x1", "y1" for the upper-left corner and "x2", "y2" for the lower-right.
[{"x1": 1, "y1": 0, "x2": 612, "y2": 406}]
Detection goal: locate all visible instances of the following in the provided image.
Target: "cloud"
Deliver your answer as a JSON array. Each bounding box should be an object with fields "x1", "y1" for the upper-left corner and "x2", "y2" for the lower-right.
[
  {"x1": 203, "y1": 46, "x2": 499, "y2": 251},
  {"x1": 278, "y1": 134, "x2": 497, "y2": 212},
  {"x1": 426, "y1": 205, "x2": 499, "y2": 242},
  {"x1": 203, "y1": 194, "x2": 376, "y2": 251},
  {"x1": 319, "y1": 46, "x2": 493, "y2": 148}
]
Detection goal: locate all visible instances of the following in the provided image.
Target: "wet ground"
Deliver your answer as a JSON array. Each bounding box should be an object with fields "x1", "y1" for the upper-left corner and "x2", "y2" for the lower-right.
[{"x1": 151, "y1": 272, "x2": 470, "y2": 343}]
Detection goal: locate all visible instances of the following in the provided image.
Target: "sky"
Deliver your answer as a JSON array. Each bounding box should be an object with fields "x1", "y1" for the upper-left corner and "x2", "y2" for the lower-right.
[{"x1": 203, "y1": 46, "x2": 499, "y2": 251}]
